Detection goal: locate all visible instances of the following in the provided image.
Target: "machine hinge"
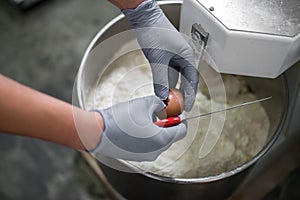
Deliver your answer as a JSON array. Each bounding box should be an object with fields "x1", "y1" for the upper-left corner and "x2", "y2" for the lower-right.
[
  {"x1": 191, "y1": 23, "x2": 209, "y2": 64},
  {"x1": 191, "y1": 23, "x2": 209, "y2": 47}
]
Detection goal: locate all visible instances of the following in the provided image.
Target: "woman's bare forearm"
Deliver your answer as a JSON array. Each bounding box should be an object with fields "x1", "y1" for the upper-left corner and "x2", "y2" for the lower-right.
[{"x1": 0, "y1": 74, "x2": 103, "y2": 151}]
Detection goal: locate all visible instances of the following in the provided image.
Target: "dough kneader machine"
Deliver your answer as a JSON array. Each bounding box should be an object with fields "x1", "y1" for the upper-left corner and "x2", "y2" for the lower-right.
[
  {"x1": 76, "y1": 0, "x2": 300, "y2": 199},
  {"x1": 180, "y1": 0, "x2": 300, "y2": 198}
]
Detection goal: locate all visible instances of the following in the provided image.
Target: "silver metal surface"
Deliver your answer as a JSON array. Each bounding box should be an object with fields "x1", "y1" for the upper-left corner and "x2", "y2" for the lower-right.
[
  {"x1": 184, "y1": 96, "x2": 272, "y2": 121},
  {"x1": 197, "y1": 0, "x2": 300, "y2": 36},
  {"x1": 75, "y1": 1, "x2": 289, "y2": 199}
]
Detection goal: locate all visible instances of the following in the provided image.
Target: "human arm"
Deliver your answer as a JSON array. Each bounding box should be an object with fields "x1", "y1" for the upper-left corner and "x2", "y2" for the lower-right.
[
  {"x1": 117, "y1": 0, "x2": 199, "y2": 111},
  {"x1": 0, "y1": 74, "x2": 186, "y2": 161},
  {"x1": 0, "y1": 74, "x2": 102, "y2": 150},
  {"x1": 91, "y1": 95, "x2": 186, "y2": 161}
]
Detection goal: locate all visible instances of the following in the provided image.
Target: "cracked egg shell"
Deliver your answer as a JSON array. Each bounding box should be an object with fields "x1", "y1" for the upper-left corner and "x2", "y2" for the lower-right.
[{"x1": 157, "y1": 88, "x2": 184, "y2": 119}]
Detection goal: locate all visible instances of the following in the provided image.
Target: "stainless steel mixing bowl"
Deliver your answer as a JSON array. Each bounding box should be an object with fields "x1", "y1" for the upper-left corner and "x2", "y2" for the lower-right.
[{"x1": 75, "y1": 1, "x2": 288, "y2": 199}]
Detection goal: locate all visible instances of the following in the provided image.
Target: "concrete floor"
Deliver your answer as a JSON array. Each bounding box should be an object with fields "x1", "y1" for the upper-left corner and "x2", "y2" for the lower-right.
[{"x1": 0, "y1": 0, "x2": 119, "y2": 199}]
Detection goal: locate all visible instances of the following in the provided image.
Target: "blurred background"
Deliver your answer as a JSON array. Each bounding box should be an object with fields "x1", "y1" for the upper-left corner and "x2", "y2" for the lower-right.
[{"x1": 0, "y1": 0, "x2": 119, "y2": 199}]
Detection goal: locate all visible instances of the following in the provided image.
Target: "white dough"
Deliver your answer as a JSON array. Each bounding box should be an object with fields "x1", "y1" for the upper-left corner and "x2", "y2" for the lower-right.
[{"x1": 86, "y1": 40, "x2": 270, "y2": 178}]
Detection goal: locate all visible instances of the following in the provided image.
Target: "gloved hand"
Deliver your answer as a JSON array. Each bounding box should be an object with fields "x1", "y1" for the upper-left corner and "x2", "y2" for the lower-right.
[
  {"x1": 91, "y1": 95, "x2": 187, "y2": 161},
  {"x1": 122, "y1": 0, "x2": 199, "y2": 111}
]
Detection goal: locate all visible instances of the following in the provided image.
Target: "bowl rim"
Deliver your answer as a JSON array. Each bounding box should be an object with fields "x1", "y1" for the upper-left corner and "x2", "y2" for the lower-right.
[{"x1": 76, "y1": 0, "x2": 289, "y2": 184}]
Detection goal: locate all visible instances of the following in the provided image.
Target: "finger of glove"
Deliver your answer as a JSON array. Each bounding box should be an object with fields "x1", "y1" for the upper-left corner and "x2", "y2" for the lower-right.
[
  {"x1": 152, "y1": 65, "x2": 169, "y2": 100},
  {"x1": 170, "y1": 56, "x2": 199, "y2": 111},
  {"x1": 168, "y1": 65, "x2": 179, "y2": 88},
  {"x1": 180, "y1": 63, "x2": 199, "y2": 111},
  {"x1": 180, "y1": 72, "x2": 198, "y2": 112},
  {"x1": 105, "y1": 96, "x2": 163, "y2": 137},
  {"x1": 142, "y1": 95, "x2": 166, "y2": 113},
  {"x1": 162, "y1": 122, "x2": 187, "y2": 144},
  {"x1": 143, "y1": 48, "x2": 172, "y2": 100},
  {"x1": 123, "y1": 95, "x2": 165, "y2": 126},
  {"x1": 180, "y1": 75, "x2": 198, "y2": 111},
  {"x1": 99, "y1": 96, "x2": 169, "y2": 154}
]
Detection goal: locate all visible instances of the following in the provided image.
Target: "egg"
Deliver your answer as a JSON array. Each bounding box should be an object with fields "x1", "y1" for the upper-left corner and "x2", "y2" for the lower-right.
[{"x1": 157, "y1": 88, "x2": 184, "y2": 119}]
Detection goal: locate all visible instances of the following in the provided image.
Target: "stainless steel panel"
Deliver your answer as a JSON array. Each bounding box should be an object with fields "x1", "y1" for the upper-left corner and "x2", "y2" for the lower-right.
[{"x1": 197, "y1": 0, "x2": 300, "y2": 36}]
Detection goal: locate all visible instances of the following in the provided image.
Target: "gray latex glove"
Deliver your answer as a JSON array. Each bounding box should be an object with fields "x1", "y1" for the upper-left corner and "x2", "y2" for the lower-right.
[
  {"x1": 122, "y1": 0, "x2": 199, "y2": 111},
  {"x1": 91, "y1": 96, "x2": 187, "y2": 161}
]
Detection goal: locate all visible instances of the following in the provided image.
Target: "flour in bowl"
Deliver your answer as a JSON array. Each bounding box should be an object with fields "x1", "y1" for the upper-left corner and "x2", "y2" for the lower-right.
[{"x1": 86, "y1": 40, "x2": 270, "y2": 178}]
